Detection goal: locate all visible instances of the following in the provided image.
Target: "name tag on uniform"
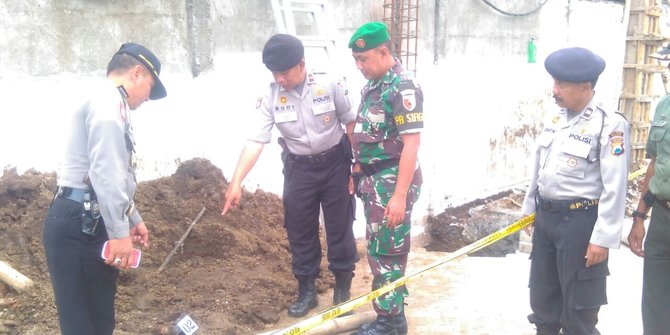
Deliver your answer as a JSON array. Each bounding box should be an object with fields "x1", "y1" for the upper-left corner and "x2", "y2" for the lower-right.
[
  {"x1": 312, "y1": 100, "x2": 335, "y2": 116},
  {"x1": 275, "y1": 111, "x2": 298, "y2": 123},
  {"x1": 562, "y1": 139, "x2": 591, "y2": 159},
  {"x1": 368, "y1": 112, "x2": 385, "y2": 123}
]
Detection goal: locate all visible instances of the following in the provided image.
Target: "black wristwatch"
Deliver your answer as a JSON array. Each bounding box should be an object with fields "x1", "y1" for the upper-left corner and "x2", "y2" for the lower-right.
[{"x1": 632, "y1": 210, "x2": 648, "y2": 220}]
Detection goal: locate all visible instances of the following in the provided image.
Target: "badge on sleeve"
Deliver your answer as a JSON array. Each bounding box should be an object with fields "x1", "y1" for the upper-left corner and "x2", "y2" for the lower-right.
[
  {"x1": 401, "y1": 89, "x2": 416, "y2": 111},
  {"x1": 609, "y1": 131, "x2": 625, "y2": 156}
]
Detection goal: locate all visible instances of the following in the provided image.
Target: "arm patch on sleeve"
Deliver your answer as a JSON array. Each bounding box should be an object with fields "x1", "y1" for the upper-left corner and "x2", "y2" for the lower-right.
[{"x1": 393, "y1": 80, "x2": 423, "y2": 132}]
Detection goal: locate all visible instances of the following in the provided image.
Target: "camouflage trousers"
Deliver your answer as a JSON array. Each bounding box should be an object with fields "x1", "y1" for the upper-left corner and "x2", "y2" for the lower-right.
[{"x1": 360, "y1": 185, "x2": 420, "y2": 315}]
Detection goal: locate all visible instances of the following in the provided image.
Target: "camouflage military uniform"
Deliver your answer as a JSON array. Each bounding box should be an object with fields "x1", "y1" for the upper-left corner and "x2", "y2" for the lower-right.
[{"x1": 352, "y1": 60, "x2": 423, "y2": 315}]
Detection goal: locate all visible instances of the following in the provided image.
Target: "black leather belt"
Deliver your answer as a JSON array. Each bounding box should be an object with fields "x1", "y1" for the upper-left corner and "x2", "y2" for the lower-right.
[
  {"x1": 291, "y1": 144, "x2": 340, "y2": 164},
  {"x1": 538, "y1": 196, "x2": 599, "y2": 212},
  {"x1": 55, "y1": 186, "x2": 91, "y2": 202},
  {"x1": 359, "y1": 158, "x2": 400, "y2": 176}
]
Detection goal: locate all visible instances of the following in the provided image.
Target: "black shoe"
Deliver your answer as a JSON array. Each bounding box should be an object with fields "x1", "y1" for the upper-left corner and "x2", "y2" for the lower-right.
[
  {"x1": 288, "y1": 275, "x2": 318, "y2": 317},
  {"x1": 393, "y1": 312, "x2": 408, "y2": 335},
  {"x1": 535, "y1": 324, "x2": 560, "y2": 335},
  {"x1": 333, "y1": 271, "x2": 354, "y2": 316},
  {"x1": 333, "y1": 271, "x2": 354, "y2": 305},
  {"x1": 351, "y1": 315, "x2": 399, "y2": 335},
  {"x1": 357, "y1": 312, "x2": 407, "y2": 335}
]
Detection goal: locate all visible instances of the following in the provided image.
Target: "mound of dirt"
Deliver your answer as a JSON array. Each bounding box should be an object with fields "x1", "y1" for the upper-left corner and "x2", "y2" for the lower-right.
[{"x1": 0, "y1": 158, "x2": 334, "y2": 335}]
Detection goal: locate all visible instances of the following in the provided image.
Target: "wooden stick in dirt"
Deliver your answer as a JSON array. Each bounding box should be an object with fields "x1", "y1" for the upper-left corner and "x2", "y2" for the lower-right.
[
  {"x1": 158, "y1": 207, "x2": 207, "y2": 273},
  {"x1": 0, "y1": 260, "x2": 33, "y2": 292}
]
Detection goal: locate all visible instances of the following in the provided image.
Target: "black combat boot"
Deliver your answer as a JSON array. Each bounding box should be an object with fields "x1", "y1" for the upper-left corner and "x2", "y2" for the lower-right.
[
  {"x1": 535, "y1": 324, "x2": 561, "y2": 335},
  {"x1": 333, "y1": 271, "x2": 354, "y2": 316},
  {"x1": 392, "y1": 311, "x2": 408, "y2": 335},
  {"x1": 333, "y1": 271, "x2": 354, "y2": 305},
  {"x1": 357, "y1": 311, "x2": 407, "y2": 335},
  {"x1": 351, "y1": 315, "x2": 398, "y2": 335},
  {"x1": 288, "y1": 275, "x2": 318, "y2": 317}
]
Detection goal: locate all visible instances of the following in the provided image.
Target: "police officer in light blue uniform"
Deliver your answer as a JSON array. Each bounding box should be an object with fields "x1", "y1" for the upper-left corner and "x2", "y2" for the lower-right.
[
  {"x1": 43, "y1": 42, "x2": 166, "y2": 335},
  {"x1": 222, "y1": 34, "x2": 359, "y2": 318},
  {"x1": 521, "y1": 47, "x2": 630, "y2": 335}
]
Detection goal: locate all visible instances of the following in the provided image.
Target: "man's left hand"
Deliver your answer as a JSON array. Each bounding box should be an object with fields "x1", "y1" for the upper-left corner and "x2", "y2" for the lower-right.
[
  {"x1": 585, "y1": 243, "x2": 608, "y2": 267},
  {"x1": 130, "y1": 221, "x2": 149, "y2": 248}
]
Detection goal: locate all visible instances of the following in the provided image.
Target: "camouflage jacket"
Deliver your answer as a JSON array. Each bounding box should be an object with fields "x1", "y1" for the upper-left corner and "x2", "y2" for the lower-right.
[{"x1": 352, "y1": 60, "x2": 424, "y2": 194}]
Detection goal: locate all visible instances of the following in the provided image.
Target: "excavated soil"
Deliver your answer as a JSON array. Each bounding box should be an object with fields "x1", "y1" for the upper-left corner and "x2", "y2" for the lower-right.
[
  {"x1": 0, "y1": 158, "x2": 336, "y2": 335},
  {"x1": 0, "y1": 157, "x2": 646, "y2": 335}
]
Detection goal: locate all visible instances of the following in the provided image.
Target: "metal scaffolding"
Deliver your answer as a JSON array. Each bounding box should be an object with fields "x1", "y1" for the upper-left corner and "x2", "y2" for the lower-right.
[{"x1": 383, "y1": 0, "x2": 419, "y2": 74}]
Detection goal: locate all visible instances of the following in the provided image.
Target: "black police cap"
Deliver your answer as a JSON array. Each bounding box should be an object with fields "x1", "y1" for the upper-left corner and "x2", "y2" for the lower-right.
[
  {"x1": 262, "y1": 34, "x2": 304, "y2": 72},
  {"x1": 544, "y1": 47, "x2": 605, "y2": 83},
  {"x1": 115, "y1": 42, "x2": 167, "y2": 100}
]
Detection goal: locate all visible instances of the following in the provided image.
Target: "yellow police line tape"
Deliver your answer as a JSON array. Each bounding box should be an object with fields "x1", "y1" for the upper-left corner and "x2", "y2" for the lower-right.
[
  {"x1": 268, "y1": 214, "x2": 535, "y2": 335},
  {"x1": 267, "y1": 167, "x2": 646, "y2": 335}
]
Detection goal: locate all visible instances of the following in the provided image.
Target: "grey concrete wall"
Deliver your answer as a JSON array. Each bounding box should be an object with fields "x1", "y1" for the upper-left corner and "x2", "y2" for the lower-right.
[
  {"x1": 438, "y1": 0, "x2": 541, "y2": 58},
  {"x1": 0, "y1": 1, "x2": 189, "y2": 76},
  {"x1": 1, "y1": 0, "x2": 668, "y2": 217},
  {"x1": 0, "y1": 0, "x2": 438, "y2": 77},
  {"x1": 209, "y1": 0, "x2": 275, "y2": 53}
]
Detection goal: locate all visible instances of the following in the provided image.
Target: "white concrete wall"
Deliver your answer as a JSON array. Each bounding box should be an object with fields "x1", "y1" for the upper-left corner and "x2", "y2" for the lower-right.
[{"x1": 0, "y1": 0, "x2": 666, "y2": 221}]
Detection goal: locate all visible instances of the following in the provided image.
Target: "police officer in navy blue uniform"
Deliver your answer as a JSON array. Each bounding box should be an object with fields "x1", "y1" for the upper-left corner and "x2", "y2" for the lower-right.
[
  {"x1": 521, "y1": 47, "x2": 630, "y2": 335},
  {"x1": 43, "y1": 42, "x2": 166, "y2": 335},
  {"x1": 222, "y1": 34, "x2": 359, "y2": 317}
]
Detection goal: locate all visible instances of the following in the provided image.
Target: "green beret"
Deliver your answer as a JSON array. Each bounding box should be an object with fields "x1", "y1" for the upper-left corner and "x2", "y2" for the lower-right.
[{"x1": 349, "y1": 22, "x2": 390, "y2": 52}]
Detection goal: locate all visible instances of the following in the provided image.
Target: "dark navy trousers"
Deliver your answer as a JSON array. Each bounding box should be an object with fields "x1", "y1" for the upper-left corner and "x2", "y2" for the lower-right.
[
  {"x1": 43, "y1": 197, "x2": 117, "y2": 335},
  {"x1": 282, "y1": 146, "x2": 359, "y2": 277},
  {"x1": 529, "y1": 204, "x2": 608, "y2": 335}
]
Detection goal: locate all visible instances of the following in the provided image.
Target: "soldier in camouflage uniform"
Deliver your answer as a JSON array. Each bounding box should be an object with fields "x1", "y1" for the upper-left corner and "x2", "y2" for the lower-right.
[{"x1": 348, "y1": 22, "x2": 423, "y2": 335}]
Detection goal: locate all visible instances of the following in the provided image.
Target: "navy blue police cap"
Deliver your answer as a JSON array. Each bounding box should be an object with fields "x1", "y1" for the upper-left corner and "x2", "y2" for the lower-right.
[
  {"x1": 115, "y1": 42, "x2": 167, "y2": 100},
  {"x1": 659, "y1": 43, "x2": 670, "y2": 55},
  {"x1": 649, "y1": 43, "x2": 670, "y2": 61},
  {"x1": 262, "y1": 34, "x2": 304, "y2": 72},
  {"x1": 544, "y1": 47, "x2": 605, "y2": 83}
]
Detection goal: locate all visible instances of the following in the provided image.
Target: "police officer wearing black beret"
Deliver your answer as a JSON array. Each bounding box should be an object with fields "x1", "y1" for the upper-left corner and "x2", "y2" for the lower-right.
[
  {"x1": 43, "y1": 42, "x2": 166, "y2": 334},
  {"x1": 222, "y1": 34, "x2": 359, "y2": 318},
  {"x1": 521, "y1": 47, "x2": 630, "y2": 335}
]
